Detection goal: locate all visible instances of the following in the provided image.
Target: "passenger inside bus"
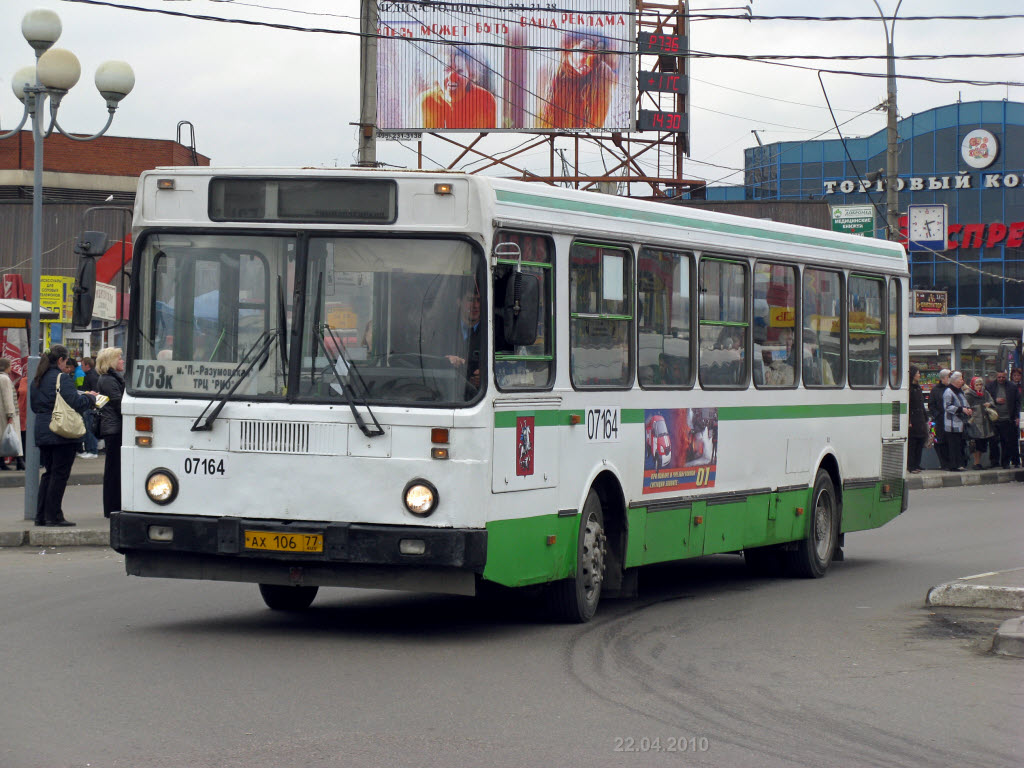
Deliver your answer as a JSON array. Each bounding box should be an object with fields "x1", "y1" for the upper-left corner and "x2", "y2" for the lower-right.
[{"x1": 444, "y1": 284, "x2": 481, "y2": 393}]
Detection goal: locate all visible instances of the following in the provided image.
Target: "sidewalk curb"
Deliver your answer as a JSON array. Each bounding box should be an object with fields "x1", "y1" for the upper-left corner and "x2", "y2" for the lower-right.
[
  {"x1": 926, "y1": 568, "x2": 1024, "y2": 611},
  {"x1": 992, "y1": 617, "x2": 1024, "y2": 658},
  {"x1": 0, "y1": 530, "x2": 26, "y2": 547},
  {"x1": 0, "y1": 472, "x2": 103, "y2": 489},
  {"x1": 27, "y1": 529, "x2": 109, "y2": 547},
  {"x1": 927, "y1": 582, "x2": 1024, "y2": 611},
  {"x1": 907, "y1": 468, "x2": 1024, "y2": 490}
]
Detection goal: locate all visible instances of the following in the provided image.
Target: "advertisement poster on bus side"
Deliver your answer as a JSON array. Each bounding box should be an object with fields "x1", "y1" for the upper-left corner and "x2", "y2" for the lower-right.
[{"x1": 642, "y1": 407, "x2": 718, "y2": 494}]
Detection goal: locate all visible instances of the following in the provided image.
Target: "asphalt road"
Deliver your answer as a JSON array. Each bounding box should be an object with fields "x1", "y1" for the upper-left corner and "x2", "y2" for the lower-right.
[{"x1": 1, "y1": 484, "x2": 1021, "y2": 768}]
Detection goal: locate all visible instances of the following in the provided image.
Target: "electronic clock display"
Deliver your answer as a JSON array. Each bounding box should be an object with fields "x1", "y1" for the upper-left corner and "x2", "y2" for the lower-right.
[{"x1": 637, "y1": 110, "x2": 687, "y2": 133}]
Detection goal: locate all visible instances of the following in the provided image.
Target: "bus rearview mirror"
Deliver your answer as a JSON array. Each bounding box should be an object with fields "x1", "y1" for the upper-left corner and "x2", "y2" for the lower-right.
[
  {"x1": 72, "y1": 231, "x2": 107, "y2": 328},
  {"x1": 500, "y1": 272, "x2": 540, "y2": 347}
]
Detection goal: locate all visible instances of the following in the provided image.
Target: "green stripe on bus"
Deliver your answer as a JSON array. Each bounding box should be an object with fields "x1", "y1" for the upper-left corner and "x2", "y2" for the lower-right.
[
  {"x1": 494, "y1": 401, "x2": 904, "y2": 427},
  {"x1": 495, "y1": 189, "x2": 902, "y2": 260},
  {"x1": 717, "y1": 402, "x2": 899, "y2": 420},
  {"x1": 494, "y1": 411, "x2": 575, "y2": 428}
]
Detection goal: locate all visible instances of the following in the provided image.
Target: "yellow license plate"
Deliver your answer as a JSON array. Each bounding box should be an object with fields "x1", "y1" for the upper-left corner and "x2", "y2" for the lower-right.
[{"x1": 244, "y1": 530, "x2": 323, "y2": 553}]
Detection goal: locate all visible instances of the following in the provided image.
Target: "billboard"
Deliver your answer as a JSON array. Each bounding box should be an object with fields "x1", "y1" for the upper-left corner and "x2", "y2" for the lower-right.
[{"x1": 377, "y1": 0, "x2": 635, "y2": 133}]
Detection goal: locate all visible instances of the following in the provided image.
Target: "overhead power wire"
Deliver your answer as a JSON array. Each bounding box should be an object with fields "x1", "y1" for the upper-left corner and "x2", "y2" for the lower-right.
[
  {"x1": 688, "y1": 13, "x2": 1024, "y2": 22},
  {"x1": 58, "y1": 0, "x2": 1024, "y2": 79}
]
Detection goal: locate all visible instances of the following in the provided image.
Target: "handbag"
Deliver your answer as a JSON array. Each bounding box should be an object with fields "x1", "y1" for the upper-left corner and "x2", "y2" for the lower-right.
[
  {"x1": 49, "y1": 373, "x2": 86, "y2": 439},
  {"x1": 986, "y1": 406, "x2": 999, "y2": 422},
  {"x1": 0, "y1": 422, "x2": 21, "y2": 457}
]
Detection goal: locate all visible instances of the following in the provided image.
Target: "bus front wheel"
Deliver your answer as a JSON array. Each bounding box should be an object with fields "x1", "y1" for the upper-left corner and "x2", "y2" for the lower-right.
[
  {"x1": 258, "y1": 583, "x2": 319, "y2": 611},
  {"x1": 785, "y1": 469, "x2": 839, "y2": 578},
  {"x1": 548, "y1": 488, "x2": 606, "y2": 623}
]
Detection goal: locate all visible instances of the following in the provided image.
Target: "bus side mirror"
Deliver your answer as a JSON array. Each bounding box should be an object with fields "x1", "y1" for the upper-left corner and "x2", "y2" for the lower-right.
[
  {"x1": 72, "y1": 231, "x2": 107, "y2": 328},
  {"x1": 497, "y1": 271, "x2": 540, "y2": 347}
]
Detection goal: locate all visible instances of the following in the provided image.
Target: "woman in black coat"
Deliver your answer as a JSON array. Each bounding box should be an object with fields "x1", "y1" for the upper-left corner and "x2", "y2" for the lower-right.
[
  {"x1": 907, "y1": 365, "x2": 929, "y2": 473},
  {"x1": 31, "y1": 345, "x2": 96, "y2": 526},
  {"x1": 95, "y1": 347, "x2": 126, "y2": 518}
]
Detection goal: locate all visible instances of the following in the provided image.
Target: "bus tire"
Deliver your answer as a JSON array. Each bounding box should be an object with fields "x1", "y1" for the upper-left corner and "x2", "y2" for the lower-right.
[
  {"x1": 547, "y1": 489, "x2": 606, "y2": 623},
  {"x1": 258, "y1": 583, "x2": 319, "y2": 611},
  {"x1": 785, "y1": 469, "x2": 839, "y2": 579}
]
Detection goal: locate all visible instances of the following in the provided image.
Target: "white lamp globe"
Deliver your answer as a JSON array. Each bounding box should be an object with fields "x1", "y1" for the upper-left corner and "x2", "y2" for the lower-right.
[
  {"x1": 36, "y1": 47, "x2": 80, "y2": 92},
  {"x1": 21, "y1": 9, "x2": 62, "y2": 54},
  {"x1": 95, "y1": 61, "x2": 135, "y2": 103},
  {"x1": 11, "y1": 65, "x2": 37, "y2": 103}
]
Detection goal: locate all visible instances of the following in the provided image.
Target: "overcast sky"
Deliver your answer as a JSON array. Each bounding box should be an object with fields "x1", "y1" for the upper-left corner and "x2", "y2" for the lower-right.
[{"x1": 2, "y1": 0, "x2": 1021, "y2": 189}]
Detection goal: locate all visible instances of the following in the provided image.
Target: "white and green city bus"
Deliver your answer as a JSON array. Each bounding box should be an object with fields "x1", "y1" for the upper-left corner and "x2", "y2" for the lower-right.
[{"x1": 83, "y1": 168, "x2": 909, "y2": 622}]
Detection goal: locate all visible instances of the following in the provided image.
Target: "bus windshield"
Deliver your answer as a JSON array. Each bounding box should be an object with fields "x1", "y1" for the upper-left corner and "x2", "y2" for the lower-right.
[
  {"x1": 131, "y1": 233, "x2": 294, "y2": 399},
  {"x1": 131, "y1": 233, "x2": 484, "y2": 406},
  {"x1": 300, "y1": 237, "x2": 484, "y2": 406}
]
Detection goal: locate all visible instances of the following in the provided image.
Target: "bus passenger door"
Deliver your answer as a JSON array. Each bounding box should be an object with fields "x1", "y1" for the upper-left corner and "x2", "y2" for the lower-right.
[{"x1": 491, "y1": 400, "x2": 560, "y2": 493}]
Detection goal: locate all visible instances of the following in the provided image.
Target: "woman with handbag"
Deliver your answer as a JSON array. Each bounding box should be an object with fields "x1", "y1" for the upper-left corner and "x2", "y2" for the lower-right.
[
  {"x1": 0, "y1": 358, "x2": 24, "y2": 470},
  {"x1": 30, "y1": 345, "x2": 96, "y2": 526},
  {"x1": 964, "y1": 375, "x2": 996, "y2": 470},
  {"x1": 95, "y1": 347, "x2": 125, "y2": 518}
]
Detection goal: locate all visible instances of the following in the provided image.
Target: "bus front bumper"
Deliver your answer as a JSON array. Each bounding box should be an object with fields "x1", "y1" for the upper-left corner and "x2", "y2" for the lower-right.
[{"x1": 110, "y1": 512, "x2": 488, "y2": 596}]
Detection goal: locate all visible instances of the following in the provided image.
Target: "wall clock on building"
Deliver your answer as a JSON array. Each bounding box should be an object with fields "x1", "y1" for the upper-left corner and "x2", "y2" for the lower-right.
[{"x1": 906, "y1": 204, "x2": 948, "y2": 252}]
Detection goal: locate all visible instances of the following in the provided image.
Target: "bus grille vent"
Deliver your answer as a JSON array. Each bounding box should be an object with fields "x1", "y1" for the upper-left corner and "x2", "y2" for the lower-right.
[
  {"x1": 881, "y1": 442, "x2": 903, "y2": 479},
  {"x1": 880, "y1": 442, "x2": 904, "y2": 499},
  {"x1": 236, "y1": 420, "x2": 310, "y2": 453},
  {"x1": 891, "y1": 401, "x2": 901, "y2": 431},
  {"x1": 234, "y1": 420, "x2": 344, "y2": 455}
]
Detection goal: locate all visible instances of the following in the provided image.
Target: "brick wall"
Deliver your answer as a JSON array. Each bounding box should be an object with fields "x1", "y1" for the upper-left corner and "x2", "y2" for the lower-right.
[{"x1": 0, "y1": 131, "x2": 210, "y2": 176}]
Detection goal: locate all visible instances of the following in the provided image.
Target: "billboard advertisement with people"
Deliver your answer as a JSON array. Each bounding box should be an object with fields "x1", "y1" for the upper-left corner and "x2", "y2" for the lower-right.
[{"x1": 377, "y1": 0, "x2": 634, "y2": 132}]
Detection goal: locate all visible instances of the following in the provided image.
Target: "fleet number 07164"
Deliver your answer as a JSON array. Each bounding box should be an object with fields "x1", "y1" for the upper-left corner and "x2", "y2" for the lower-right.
[{"x1": 586, "y1": 408, "x2": 620, "y2": 442}]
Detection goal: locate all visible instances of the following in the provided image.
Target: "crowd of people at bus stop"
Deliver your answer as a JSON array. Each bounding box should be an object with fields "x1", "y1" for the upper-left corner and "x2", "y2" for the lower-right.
[
  {"x1": 0, "y1": 344, "x2": 126, "y2": 527},
  {"x1": 908, "y1": 365, "x2": 1023, "y2": 473}
]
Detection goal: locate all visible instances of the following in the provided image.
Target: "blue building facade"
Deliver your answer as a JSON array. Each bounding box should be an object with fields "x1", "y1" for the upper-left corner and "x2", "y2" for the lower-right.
[{"x1": 707, "y1": 101, "x2": 1024, "y2": 318}]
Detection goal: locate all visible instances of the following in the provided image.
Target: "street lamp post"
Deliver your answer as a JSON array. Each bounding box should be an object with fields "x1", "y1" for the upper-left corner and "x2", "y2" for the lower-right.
[
  {"x1": 872, "y1": 0, "x2": 903, "y2": 241},
  {"x1": 0, "y1": 9, "x2": 133, "y2": 521}
]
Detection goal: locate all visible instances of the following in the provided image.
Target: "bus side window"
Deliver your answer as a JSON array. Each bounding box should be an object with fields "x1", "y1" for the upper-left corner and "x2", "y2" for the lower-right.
[
  {"x1": 753, "y1": 262, "x2": 798, "y2": 388},
  {"x1": 889, "y1": 278, "x2": 902, "y2": 388},
  {"x1": 848, "y1": 274, "x2": 885, "y2": 388},
  {"x1": 493, "y1": 231, "x2": 554, "y2": 390},
  {"x1": 569, "y1": 242, "x2": 633, "y2": 388},
  {"x1": 637, "y1": 247, "x2": 693, "y2": 389},
  {"x1": 803, "y1": 268, "x2": 843, "y2": 388},
  {"x1": 698, "y1": 257, "x2": 749, "y2": 389}
]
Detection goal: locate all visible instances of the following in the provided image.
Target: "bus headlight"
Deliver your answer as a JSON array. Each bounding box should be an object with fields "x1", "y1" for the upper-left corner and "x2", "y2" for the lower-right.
[
  {"x1": 146, "y1": 469, "x2": 178, "y2": 505},
  {"x1": 403, "y1": 479, "x2": 438, "y2": 517}
]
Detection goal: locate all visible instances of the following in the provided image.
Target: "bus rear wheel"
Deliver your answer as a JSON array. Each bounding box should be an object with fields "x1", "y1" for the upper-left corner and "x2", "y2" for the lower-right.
[
  {"x1": 548, "y1": 489, "x2": 606, "y2": 623},
  {"x1": 785, "y1": 469, "x2": 839, "y2": 578},
  {"x1": 258, "y1": 584, "x2": 319, "y2": 611}
]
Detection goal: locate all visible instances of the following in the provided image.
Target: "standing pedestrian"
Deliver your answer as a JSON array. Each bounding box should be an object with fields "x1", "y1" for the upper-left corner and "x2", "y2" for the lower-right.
[
  {"x1": 96, "y1": 347, "x2": 125, "y2": 518},
  {"x1": 942, "y1": 371, "x2": 972, "y2": 472},
  {"x1": 907, "y1": 365, "x2": 928, "y2": 473},
  {"x1": 986, "y1": 369, "x2": 1021, "y2": 469},
  {"x1": 76, "y1": 356, "x2": 100, "y2": 459},
  {"x1": 928, "y1": 368, "x2": 952, "y2": 470},
  {"x1": 964, "y1": 376, "x2": 996, "y2": 469},
  {"x1": 30, "y1": 345, "x2": 96, "y2": 526},
  {"x1": 16, "y1": 372, "x2": 27, "y2": 469},
  {"x1": 0, "y1": 358, "x2": 23, "y2": 470}
]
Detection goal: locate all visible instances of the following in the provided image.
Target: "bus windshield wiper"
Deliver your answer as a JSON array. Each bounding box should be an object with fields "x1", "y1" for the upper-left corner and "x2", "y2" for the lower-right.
[
  {"x1": 314, "y1": 320, "x2": 384, "y2": 438},
  {"x1": 310, "y1": 270, "x2": 384, "y2": 438},
  {"x1": 190, "y1": 330, "x2": 277, "y2": 432}
]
